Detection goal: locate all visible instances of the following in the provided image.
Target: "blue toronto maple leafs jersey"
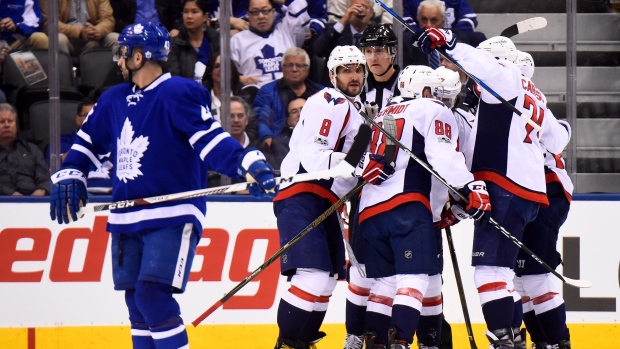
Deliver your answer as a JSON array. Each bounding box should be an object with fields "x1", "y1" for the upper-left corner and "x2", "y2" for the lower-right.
[{"x1": 63, "y1": 73, "x2": 245, "y2": 234}]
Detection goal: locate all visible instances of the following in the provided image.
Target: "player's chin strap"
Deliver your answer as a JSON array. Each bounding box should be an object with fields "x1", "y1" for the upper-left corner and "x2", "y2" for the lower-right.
[{"x1": 374, "y1": 63, "x2": 393, "y2": 77}]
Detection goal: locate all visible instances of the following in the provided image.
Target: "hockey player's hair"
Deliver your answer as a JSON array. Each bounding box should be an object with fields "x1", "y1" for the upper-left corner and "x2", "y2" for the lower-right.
[
  {"x1": 417, "y1": 0, "x2": 447, "y2": 21},
  {"x1": 283, "y1": 47, "x2": 310, "y2": 66}
]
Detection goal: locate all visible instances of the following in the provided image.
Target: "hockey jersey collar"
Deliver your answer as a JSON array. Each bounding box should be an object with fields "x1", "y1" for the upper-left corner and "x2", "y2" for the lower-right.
[{"x1": 132, "y1": 73, "x2": 171, "y2": 93}]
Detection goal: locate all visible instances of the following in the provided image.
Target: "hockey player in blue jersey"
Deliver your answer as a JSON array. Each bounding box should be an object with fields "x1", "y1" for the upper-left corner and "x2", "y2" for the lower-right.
[{"x1": 49, "y1": 22, "x2": 276, "y2": 349}]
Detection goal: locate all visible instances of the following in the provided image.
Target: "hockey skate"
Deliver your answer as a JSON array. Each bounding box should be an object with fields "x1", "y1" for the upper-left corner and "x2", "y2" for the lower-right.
[
  {"x1": 343, "y1": 333, "x2": 364, "y2": 349},
  {"x1": 274, "y1": 336, "x2": 320, "y2": 349},
  {"x1": 512, "y1": 327, "x2": 527, "y2": 349},
  {"x1": 544, "y1": 339, "x2": 570, "y2": 349},
  {"x1": 364, "y1": 330, "x2": 386, "y2": 349},
  {"x1": 529, "y1": 343, "x2": 547, "y2": 349},
  {"x1": 387, "y1": 327, "x2": 411, "y2": 349},
  {"x1": 484, "y1": 328, "x2": 515, "y2": 349}
]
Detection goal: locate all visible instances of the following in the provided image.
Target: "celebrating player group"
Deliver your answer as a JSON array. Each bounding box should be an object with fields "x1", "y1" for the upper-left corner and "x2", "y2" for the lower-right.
[{"x1": 48, "y1": 18, "x2": 572, "y2": 349}]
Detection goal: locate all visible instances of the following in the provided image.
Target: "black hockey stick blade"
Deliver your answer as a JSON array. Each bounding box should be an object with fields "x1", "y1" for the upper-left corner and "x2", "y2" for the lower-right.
[
  {"x1": 344, "y1": 124, "x2": 371, "y2": 166},
  {"x1": 500, "y1": 17, "x2": 547, "y2": 38}
]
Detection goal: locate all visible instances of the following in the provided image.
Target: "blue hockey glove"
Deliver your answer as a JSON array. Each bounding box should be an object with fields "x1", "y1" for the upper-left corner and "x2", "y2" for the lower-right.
[
  {"x1": 355, "y1": 153, "x2": 395, "y2": 185},
  {"x1": 454, "y1": 180, "x2": 491, "y2": 220},
  {"x1": 50, "y1": 169, "x2": 88, "y2": 224},
  {"x1": 238, "y1": 148, "x2": 277, "y2": 198},
  {"x1": 415, "y1": 28, "x2": 457, "y2": 55}
]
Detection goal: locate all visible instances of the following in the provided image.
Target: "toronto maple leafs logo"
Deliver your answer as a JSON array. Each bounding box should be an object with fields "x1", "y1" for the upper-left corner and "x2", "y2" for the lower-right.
[
  {"x1": 117, "y1": 118, "x2": 149, "y2": 183},
  {"x1": 127, "y1": 91, "x2": 144, "y2": 106},
  {"x1": 254, "y1": 45, "x2": 283, "y2": 80}
]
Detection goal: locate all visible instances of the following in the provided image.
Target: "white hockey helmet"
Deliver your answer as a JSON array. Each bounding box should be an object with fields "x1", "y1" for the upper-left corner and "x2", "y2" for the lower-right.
[
  {"x1": 514, "y1": 50, "x2": 535, "y2": 79},
  {"x1": 398, "y1": 65, "x2": 443, "y2": 100},
  {"x1": 435, "y1": 66, "x2": 462, "y2": 108},
  {"x1": 477, "y1": 36, "x2": 518, "y2": 63},
  {"x1": 327, "y1": 45, "x2": 367, "y2": 96}
]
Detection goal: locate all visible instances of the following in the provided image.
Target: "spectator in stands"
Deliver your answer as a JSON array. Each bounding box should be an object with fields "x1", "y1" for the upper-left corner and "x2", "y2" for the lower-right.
[
  {"x1": 207, "y1": 95, "x2": 258, "y2": 188},
  {"x1": 167, "y1": 0, "x2": 219, "y2": 84},
  {"x1": 403, "y1": 0, "x2": 486, "y2": 67},
  {"x1": 0, "y1": 103, "x2": 49, "y2": 196},
  {"x1": 229, "y1": 96, "x2": 257, "y2": 148},
  {"x1": 253, "y1": 47, "x2": 322, "y2": 146},
  {"x1": 109, "y1": 0, "x2": 183, "y2": 34},
  {"x1": 39, "y1": 0, "x2": 119, "y2": 57},
  {"x1": 326, "y1": 0, "x2": 393, "y2": 25},
  {"x1": 262, "y1": 96, "x2": 304, "y2": 169},
  {"x1": 45, "y1": 97, "x2": 95, "y2": 163},
  {"x1": 45, "y1": 97, "x2": 113, "y2": 193},
  {"x1": 203, "y1": 52, "x2": 257, "y2": 122},
  {"x1": 230, "y1": 0, "x2": 310, "y2": 88},
  {"x1": 0, "y1": 0, "x2": 48, "y2": 50},
  {"x1": 313, "y1": 0, "x2": 375, "y2": 60}
]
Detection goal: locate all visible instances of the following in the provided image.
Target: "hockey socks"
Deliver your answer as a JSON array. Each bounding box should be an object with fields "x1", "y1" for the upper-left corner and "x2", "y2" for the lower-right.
[
  {"x1": 150, "y1": 316, "x2": 188, "y2": 349},
  {"x1": 481, "y1": 296, "x2": 515, "y2": 331},
  {"x1": 130, "y1": 322, "x2": 156, "y2": 349},
  {"x1": 536, "y1": 303, "x2": 570, "y2": 344},
  {"x1": 523, "y1": 310, "x2": 546, "y2": 343},
  {"x1": 346, "y1": 299, "x2": 367, "y2": 336}
]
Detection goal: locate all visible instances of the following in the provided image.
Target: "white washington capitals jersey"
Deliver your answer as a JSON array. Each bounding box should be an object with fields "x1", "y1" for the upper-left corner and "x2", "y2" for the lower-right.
[
  {"x1": 448, "y1": 43, "x2": 567, "y2": 206},
  {"x1": 275, "y1": 87, "x2": 365, "y2": 203},
  {"x1": 540, "y1": 114, "x2": 573, "y2": 200},
  {"x1": 63, "y1": 73, "x2": 245, "y2": 234},
  {"x1": 358, "y1": 97, "x2": 474, "y2": 224},
  {"x1": 230, "y1": 0, "x2": 310, "y2": 88}
]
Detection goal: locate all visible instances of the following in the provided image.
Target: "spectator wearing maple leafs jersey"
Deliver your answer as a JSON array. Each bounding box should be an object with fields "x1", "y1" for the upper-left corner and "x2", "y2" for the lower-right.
[{"x1": 231, "y1": 0, "x2": 311, "y2": 88}]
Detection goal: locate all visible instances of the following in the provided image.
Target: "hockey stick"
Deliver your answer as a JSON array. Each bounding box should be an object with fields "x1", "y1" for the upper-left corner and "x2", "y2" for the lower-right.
[
  {"x1": 443, "y1": 204, "x2": 478, "y2": 349},
  {"x1": 360, "y1": 111, "x2": 591, "y2": 288},
  {"x1": 77, "y1": 146, "x2": 364, "y2": 217},
  {"x1": 373, "y1": 0, "x2": 541, "y2": 132},
  {"x1": 192, "y1": 125, "x2": 372, "y2": 325},
  {"x1": 500, "y1": 17, "x2": 547, "y2": 38}
]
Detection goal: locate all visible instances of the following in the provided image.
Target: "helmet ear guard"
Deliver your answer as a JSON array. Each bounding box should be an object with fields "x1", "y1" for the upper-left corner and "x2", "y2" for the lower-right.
[
  {"x1": 477, "y1": 36, "x2": 518, "y2": 63},
  {"x1": 117, "y1": 22, "x2": 171, "y2": 62},
  {"x1": 398, "y1": 65, "x2": 443, "y2": 100}
]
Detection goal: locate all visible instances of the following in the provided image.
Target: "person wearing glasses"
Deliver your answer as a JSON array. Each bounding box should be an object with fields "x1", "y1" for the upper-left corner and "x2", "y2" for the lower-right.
[
  {"x1": 253, "y1": 46, "x2": 322, "y2": 166},
  {"x1": 231, "y1": 0, "x2": 311, "y2": 88}
]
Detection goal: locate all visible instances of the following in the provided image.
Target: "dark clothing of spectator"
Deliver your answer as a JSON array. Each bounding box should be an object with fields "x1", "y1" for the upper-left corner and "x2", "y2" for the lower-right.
[
  {"x1": 167, "y1": 26, "x2": 220, "y2": 81},
  {"x1": 253, "y1": 78, "x2": 322, "y2": 141},
  {"x1": 109, "y1": 0, "x2": 183, "y2": 33},
  {"x1": 261, "y1": 126, "x2": 292, "y2": 171},
  {"x1": 0, "y1": 138, "x2": 50, "y2": 195},
  {"x1": 312, "y1": 22, "x2": 365, "y2": 59}
]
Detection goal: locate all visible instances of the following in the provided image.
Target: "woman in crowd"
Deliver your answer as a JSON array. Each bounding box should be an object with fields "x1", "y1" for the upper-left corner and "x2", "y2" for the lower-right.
[{"x1": 167, "y1": 0, "x2": 220, "y2": 83}]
